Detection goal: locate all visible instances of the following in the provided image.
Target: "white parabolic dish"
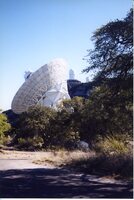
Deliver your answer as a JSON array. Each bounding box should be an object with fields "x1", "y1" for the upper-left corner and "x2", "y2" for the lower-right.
[{"x1": 11, "y1": 58, "x2": 70, "y2": 114}]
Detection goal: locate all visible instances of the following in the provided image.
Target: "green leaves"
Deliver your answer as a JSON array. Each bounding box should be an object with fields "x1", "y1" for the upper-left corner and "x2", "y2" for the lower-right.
[
  {"x1": 84, "y1": 9, "x2": 133, "y2": 80},
  {"x1": 0, "y1": 113, "x2": 11, "y2": 144},
  {"x1": 81, "y1": 9, "x2": 133, "y2": 141}
]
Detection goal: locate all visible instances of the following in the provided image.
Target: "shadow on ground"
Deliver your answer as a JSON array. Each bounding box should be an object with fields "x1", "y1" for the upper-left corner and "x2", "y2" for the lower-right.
[{"x1": 0, "y1": 168, "x2": 133, "y2": 198}]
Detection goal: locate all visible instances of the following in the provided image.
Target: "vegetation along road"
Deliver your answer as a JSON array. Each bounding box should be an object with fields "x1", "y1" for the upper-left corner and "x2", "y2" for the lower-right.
[{"x1": 0, "y1": 150, "x2": 133, "y2": 198}]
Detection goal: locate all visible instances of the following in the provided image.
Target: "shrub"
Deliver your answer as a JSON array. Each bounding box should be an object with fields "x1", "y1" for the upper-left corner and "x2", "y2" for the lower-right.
[
  {"x1": 18, "y1": 136, "x2": 44, "y2": 150},
  {"x1": 0, "y1": 113, "x2": 11, "y2": 145},
  {"x1": 13, "y1": 105, "x2": 56, "y2": 149},
  {"x1": 94, "y1": 134, "x2": 132, "y2": 155}
]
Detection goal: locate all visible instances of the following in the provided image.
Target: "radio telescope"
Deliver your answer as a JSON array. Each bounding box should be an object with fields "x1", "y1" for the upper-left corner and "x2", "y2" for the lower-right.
[{"x1": 11, "y1": 58, "x2": 70, "y2": 114}]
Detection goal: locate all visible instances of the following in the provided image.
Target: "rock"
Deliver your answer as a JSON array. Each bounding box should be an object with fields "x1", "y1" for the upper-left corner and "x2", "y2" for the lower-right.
[{"x1": 76, "y1": 141, "x2": 89, "y2": 151}]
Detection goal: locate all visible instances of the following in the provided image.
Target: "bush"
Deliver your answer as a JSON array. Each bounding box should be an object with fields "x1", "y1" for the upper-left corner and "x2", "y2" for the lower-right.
[
  {"x1": 18, "y1": 136, "x2": 44, "y2": 150},
  {"x1": 13, "y1": 105, "x2": 56, "y2": 149},
  {"x1": 94, "y1": 134, "x2": 132, "y2": 155},
  {"x1": 0, "y1": 113, "x2": 11, "y2": 145},
  {"x1": 13, "y1": 104, "x2": 80, "y2": 150}
]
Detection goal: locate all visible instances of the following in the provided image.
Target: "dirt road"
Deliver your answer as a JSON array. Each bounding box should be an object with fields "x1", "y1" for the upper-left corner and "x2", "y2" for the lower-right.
[{"x1": 0, "y1": 151, "x2": 133, "y2": 198}]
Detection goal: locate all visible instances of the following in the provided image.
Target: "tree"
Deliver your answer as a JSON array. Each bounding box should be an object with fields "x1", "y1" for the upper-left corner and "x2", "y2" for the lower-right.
[
  {"x1": 0, "y1": 112, "x2": 11, "y2": 145},
  {"x1": 14, "y1": 105, "x2": 56, "y2": 149},
  {"x1": 83, "y1": 85, "x2": 132, "y2": 139},
  {"x1": 47, "y1": 97, "x2": 84, "y2": 148},
  {"x1": 82, "y1": 9, "x2": 133, "y2": 140},
  {"x1": 13, "y1": 103, "x2": 80, "y2": 150},
  {"x1": 83, "y1": 9, "x2": 133, "y2": 81}
]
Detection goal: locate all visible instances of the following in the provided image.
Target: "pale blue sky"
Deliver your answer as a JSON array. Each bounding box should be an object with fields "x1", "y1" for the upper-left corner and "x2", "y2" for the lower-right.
[{"x1": 0, "y1": 0, "x2": 132, "y2": 111}]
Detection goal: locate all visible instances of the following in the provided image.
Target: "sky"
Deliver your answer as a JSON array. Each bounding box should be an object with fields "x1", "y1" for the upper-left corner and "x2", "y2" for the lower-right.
[{"x1": 0, "y1": 0, "x2": 132, "y2": 111}]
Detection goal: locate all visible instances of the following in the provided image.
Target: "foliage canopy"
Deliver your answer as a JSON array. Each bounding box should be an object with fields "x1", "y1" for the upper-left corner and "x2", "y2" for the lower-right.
[
  {"x1": 0, "y1": 113, "x2": 11, "y2": 144},
  {"x1": 83, "y1": 9, "x2": 133, "y2": 81}
]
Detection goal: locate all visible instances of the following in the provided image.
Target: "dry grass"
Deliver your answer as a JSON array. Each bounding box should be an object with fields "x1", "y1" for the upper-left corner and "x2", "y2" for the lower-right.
[
  {"x1": 66, "y1": 152, "x2": 133, "y2": 179},
  {"x1": 33, "y1": 150, "x2": 95, "y2": 167}
]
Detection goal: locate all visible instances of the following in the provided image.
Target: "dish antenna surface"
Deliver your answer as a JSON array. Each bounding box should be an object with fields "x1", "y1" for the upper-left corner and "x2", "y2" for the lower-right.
[{"x1": 11, "y1": 58, "x2": 70, "y2": 114}]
